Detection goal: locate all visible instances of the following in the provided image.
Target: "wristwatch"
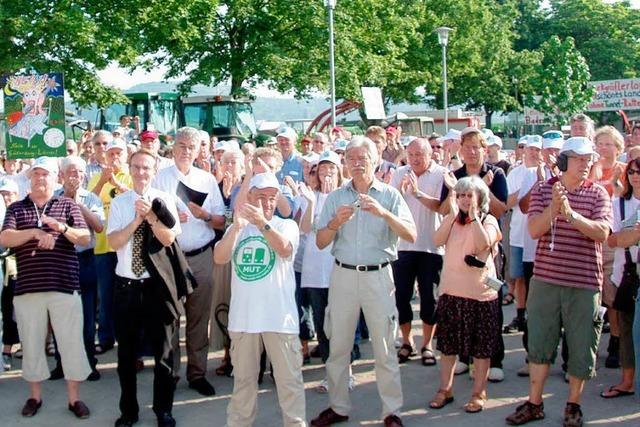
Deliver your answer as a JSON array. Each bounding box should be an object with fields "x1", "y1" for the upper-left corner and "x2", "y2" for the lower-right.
[
  {"x1": 204, "y1": 214, "x2": 213, "y2": 223},
  {"x1": 414, "y1": 191, "x2": 424, "y2": 200},
  {"x1": 569, "y1": 211, "x2": 579, "y2": 223},
  {"x1": 261, "y1": 222, "x2": 272, "y2": 232}
]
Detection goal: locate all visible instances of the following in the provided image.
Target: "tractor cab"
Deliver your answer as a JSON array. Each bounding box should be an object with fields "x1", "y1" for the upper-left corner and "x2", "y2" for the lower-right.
[{"x1": 181, "y1": 95, "x2": 257, "y2": 141}]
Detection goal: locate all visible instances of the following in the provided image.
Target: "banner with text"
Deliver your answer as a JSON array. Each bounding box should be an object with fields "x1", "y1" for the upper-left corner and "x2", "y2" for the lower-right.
[
  {"x1": 587, "y1": 78, "x2": 640, "y2": 112},
  {"x1": 1, "y1": 72, "x2": 66, "y2": 159}
]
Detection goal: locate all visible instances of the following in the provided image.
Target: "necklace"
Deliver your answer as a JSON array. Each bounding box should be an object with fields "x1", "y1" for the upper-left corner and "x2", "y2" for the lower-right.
[{"x1": 549, "y1": 217, "x2": 557, "y2": 252}]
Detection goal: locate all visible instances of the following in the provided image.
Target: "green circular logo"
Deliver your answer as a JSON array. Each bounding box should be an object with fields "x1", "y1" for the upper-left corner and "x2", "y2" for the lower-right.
[{"x1": 233, "y1": 235, "x2": 276, "y2": 281}]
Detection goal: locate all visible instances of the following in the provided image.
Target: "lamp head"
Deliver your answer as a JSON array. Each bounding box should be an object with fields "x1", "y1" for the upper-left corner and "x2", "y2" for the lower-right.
[
  {"x1": 324, "y1": 0, "x2": 337, "y2": 8},
  {"x1": 436, "y1": 26, "x2": 453, "y2": 46}
]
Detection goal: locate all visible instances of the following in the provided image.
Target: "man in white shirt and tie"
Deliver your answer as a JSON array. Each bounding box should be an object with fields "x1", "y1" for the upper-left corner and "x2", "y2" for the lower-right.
[{"x1": 153, "y1": 126, "x2": 226, "y2": 396}]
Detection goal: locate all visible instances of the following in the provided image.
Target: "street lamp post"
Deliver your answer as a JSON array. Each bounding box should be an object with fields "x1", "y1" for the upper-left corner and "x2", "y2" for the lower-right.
[
  {"x1": 435, "y1": 27, "x2": 452, "y2": 132},
  {"x1": 325, "y1": 0, "x2": 337, "y2": 129},
  {"x1": 513, "y1": 77, "x2": 519, "y2": 138}
]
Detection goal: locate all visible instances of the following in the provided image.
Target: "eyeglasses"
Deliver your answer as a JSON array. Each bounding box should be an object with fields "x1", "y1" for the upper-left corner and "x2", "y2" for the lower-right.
[
  {"x1": 431, "y1": 145, "x2": 443, "y2": 150},
  {"x1": 627, "y1": 169, "x2": 640, "y2": 175}
]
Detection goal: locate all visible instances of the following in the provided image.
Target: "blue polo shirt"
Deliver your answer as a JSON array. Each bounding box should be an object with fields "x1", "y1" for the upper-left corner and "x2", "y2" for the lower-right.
[{"x1": 277, "y1": 152, "x2": 304, "y2": 184}]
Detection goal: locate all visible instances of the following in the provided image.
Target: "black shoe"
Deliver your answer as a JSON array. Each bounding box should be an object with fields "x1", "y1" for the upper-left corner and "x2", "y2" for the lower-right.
[
  {"x1": 21, "y1": 398, "x2": 42, "y2": 417},
  {"x1": 49, "y1": 365, "x2": 64, "y2": 380},
  {"x1": 68, "y1": 400, "x2": 91, "y2": 419},
  {"x1": 156, "y1": 412, "x2": 176, "y2": 427},
  {"x1": 605, "y1": 336, "x2": 620, "y2": 369},
  {"x1": 503, "y1": 317, "x2": 526, "y2": 334},
  {"x1": 87, "y1": 368, "x2": 101, "y2": 381},
  {"x1": 350, "y1": 344, "x2": 361, "y2": 362},
  {"x1": 188, "y1": 377, "x2": 216, "y2": 396},
  {"x1": 115, "y1": 414, "x2": 139, "y2": 427}
]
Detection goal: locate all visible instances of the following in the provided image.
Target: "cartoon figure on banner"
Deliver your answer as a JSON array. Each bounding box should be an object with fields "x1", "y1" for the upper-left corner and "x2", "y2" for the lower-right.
[{"x1": 4, "y1": 74, "x2": 61, "y2": 146}]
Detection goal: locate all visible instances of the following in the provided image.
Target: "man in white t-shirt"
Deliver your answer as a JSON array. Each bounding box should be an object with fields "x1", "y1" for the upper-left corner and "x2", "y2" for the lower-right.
[
  {"x1": 389, "y1": 138, "x2": 447, "y2": 366},
  {"x1": 214, "y1": 172, "x2": 305, "y2": 427},
  {"x1": 504, "y1": 136, "x2": 542, "y2": 335}
]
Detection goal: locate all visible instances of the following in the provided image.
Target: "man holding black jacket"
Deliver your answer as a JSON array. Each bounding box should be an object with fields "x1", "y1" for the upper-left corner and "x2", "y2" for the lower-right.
[{"x1": 107, "y1": 148, "x2": 183, "y2": 427}]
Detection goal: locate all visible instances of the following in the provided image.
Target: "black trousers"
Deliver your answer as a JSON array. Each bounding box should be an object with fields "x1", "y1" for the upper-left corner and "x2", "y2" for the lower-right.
[
  {"x1": 114, "y1": 276, "x2": 175, "y2": 418},
  {"x1": 392, "y1": 251, "x2": 442, "y2": 326},
  {"x1": 1, "y1": 277, "x2": 19, "y2": 346}
]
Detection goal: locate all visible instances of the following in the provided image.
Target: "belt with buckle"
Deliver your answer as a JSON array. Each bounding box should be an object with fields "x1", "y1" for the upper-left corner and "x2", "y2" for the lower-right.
[
  {"x1": 116, "y1": 276, "x2": 148, "y2": 286},
  {"x1": 335, "y1": 260, "x2": 390, "y2": 272},
  {"x1": 184, "y1": 241, "x2": 213, "y2": 257}
]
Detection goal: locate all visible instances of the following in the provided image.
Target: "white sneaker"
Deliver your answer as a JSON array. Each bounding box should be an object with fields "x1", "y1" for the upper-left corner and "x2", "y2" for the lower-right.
[
  {"x1": 394, "y1": 336, "x2": 403, "y2": 349},
  {"x1": 348, "y1": 375, "x2": 356, "y2": 391},
  {"x1": 454, "y1": 361, "x2": 469, "y2": 375},
  {"x1": 2, "y1": 353, "x2": 10, "y2": 371},
  {"x1": 517, "y1": 364, "x2": 529, "y2": 377},
  {"x1": 315, "y1": 379, "x2": 329, "y2": 394},
  {"x1": 488, "y1": 367, "x2": 504, "y2": 382}
]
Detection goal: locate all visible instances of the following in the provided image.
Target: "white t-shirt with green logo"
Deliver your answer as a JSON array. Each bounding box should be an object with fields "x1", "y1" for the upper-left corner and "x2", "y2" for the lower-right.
[{"x1": 227, "y1": 216, "x2": 300, "y2": 334}]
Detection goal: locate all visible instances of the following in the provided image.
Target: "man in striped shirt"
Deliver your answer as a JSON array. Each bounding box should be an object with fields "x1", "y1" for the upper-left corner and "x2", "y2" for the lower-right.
[
  {"x1": 0, "y1": 157, "x2": 92, "y2": 419},
  {"x1": 506, "y1": 137, "x2": 612, "y2": 427}
]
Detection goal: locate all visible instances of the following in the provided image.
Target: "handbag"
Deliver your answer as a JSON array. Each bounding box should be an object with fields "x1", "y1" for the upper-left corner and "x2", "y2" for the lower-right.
[{"x1": 612, "y1": 198, "x2": 639, "y2": 314}]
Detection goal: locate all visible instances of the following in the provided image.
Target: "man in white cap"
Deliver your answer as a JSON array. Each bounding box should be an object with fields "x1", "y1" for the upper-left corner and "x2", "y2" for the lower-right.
[
  {"x1": 214, "y1": 172, "x2": 305, "y2": 427},
  {"x1": 503, "y1": 136, "x2": 543, "y2": 340},
  {"x1": 506, "y1": 137, "x2": 612, "y2": 427},
  {"x1": 437, "y1": 129, "x2": 463, "y2": 171},
  {"x1": 486, "y1": 135, "x2": 510, "y2": 174},
  {"x1": 88, "y1": 137, "x2": 132, "y2": 356},
  {"x1": 0, "y1": 157, "x2": 92, "y2": 419},
  {"x1": 194, "y1": 130, "x2": 214, "y2": 173},
  {"x1": 276, "y1": 127, "x2": 304, "y2": 184}
]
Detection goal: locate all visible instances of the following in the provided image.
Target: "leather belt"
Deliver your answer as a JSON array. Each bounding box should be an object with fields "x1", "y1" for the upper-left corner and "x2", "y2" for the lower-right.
[
  {"x1": 116, "y1": 276, "x2": 148, "y2": 286},
  {"x1": 184, "y1": 241, "x2": 213, "y2": 257},
  {"x1": 335, "y1": 260, "x2": 390, "y2": 272}
]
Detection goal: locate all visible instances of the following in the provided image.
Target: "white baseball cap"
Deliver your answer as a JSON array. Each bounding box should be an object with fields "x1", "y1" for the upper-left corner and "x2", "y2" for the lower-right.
[
  {"x1": 0, "y1": 177, "x2": 19, "y2": 193},
  {"x1": 526, "y1": 135, "x2": 543, "y2": 149},
  {"x1": 561, "y1": 137, "x2": 596, "y2": 156},
  {"x1": 333, "y1": 139, "x2": 348, "y2": 152},
  {"x1": 302, "y1": 152, "x2": 320, "y2": 164},
  {"x1": 486, "y1": 135, "x2": 503, "y2": 148},
  {"x1": 437, "y1": 129, "x2": 462, "y2": 144},
  {"x1": 214, "y1": 141, "x2": 228, "y2": 152},
  {"x1": 106, "y1": 138, "x2": 127, "y2": 152},
  {"x1": 249, "y1": 172, "x2": 281, "y2": 191},
  {"x1": 276, "y1": 126, "x2": 298, "y2": 143},
  {"x1": 400, "y1": 136, "x2": 417, "y2": 147},
  {"x1": 265, "y1": 137, "x2": 278, "y2": 146},
  {"x1": 199, "y1": 130, "x2": 210, "y2": 142},
  {"x1": 318, "y1": 150, "x2": 341, "y2": 166},
  {"x1": 460, "y1": 127, "x2": 483, "y2": 138},
  {"x1": 517, "y1": 136, "x2": 529, "y2": 146},
  {"x1": 542, "y1": 130, "x2": 564, "y2": 150},
  {"x1": 27, "y1": 156, "x2": 58, "y2": 176},
  {"x1": 481, "y1": 128, "x2": 494, "y2": 137}
]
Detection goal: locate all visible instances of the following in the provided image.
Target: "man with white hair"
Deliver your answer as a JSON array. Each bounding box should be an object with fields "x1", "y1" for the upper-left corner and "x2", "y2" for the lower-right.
[
  {"x1": 214, "y1": 172, "x2": 305, "y2": 427},
  {"x1": 390, "y1": 138, "x2": 447, "y2": 367},
  {"x1": 311, "y1": 137, "x2": 416, "y2": 427},
  {"x1": 0, "y1": 157, "x2": 92, "y2": 419},
  {"x1": 506, "y1": 137, "x2": 612, "y2": 427},
  {"x1": 570, "y1": 113, "x2": 595, "y2": 140},
  {"x1": 276, "y1": 127, "x2": 304, "y2": 184},
  {"x1": 312, "y1": 132, "x2": 329, "y2": 155},
  {"x1": 49, "y1": 156, "x2": 105, "y2": 381},
  {"x1": 153, "y1": 127, "x2": 225, "y2": 396}
]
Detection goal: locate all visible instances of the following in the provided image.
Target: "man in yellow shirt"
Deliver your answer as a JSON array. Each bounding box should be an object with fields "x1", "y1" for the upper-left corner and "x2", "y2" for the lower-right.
[{"x1": 88, "y1": 138, "x2": 132, "y2": 354}]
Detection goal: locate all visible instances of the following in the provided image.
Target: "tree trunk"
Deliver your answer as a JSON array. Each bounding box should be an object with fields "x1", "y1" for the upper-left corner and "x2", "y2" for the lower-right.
[{"x1": 485, "y1": 110, "x2": 493, "y2": 129}]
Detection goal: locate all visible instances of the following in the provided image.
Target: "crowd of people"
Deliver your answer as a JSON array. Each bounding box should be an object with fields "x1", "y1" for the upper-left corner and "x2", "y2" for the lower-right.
[{"x1": 0, "y1": 114, "x2": 639, "y2": 427}]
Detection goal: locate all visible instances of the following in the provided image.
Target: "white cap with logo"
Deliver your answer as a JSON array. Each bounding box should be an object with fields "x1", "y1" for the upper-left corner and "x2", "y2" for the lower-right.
[
  {"x1": 249, "y1": 172, "x2": 281, "y2": 191},
  {"x1": 27, "y1": 156, "x2": 59, "y2": 176},
  {"x1": 542, "y1": 130, "x2": 564, "y2": 150},
  {"x1": 0, "y1": 177, "x2": 19, "y2": 193},
  {"x1": 106, "y1": 138, "x2": 127, "y2": 152},
  {"x1": 486, "y1": 135, "x2": 503, "y2": 148},
  {"x1": 561, "y1": 137, "x2": 596, "y2": 156},
  {"x1": 318, "y1": 150, "x2": 341, "y2": 166},
  {"x1": 526, "y1": 135, "x2": 543, "y2": 149},
  {"x1": 276, "y1": 127, "x2": 298, "y2": 142}
]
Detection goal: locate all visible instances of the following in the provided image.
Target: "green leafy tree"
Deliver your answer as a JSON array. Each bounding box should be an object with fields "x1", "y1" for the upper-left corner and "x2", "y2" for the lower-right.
[
  {"x1": 526, "y1": 36, "x2": 594, "y2": 126},
  {"x1": 0, "y1": 0, "x2": 138, "y2": 106}
]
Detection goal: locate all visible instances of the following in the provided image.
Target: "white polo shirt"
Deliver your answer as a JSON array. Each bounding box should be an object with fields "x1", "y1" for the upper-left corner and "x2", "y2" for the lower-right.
[
  {"x1": 107, "y1": 187, "x2": 181, "y2": 279},
  {"x1": 390, "y1": 162, "x2": 446, "y2": 255},
  {"x1": 225, "y1": 216, "x2": 300, "y2": 334},
  {"x1": 153, "y1": 165, "x2": 225, "y2": 252},
  {"x1": 506, "y1": 164, "x2": 537, "y2": 248}
]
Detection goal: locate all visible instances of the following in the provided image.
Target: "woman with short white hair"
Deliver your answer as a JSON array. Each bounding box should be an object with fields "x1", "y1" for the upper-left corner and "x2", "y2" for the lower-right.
[{"x1": 430, "y1": 176, "x2": 502, "y2": 413}]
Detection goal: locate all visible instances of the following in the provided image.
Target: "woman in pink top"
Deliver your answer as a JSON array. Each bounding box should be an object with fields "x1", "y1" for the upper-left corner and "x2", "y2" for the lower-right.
[{"x1": 429, "y1": 176, "x2": 502, "y2": 414}]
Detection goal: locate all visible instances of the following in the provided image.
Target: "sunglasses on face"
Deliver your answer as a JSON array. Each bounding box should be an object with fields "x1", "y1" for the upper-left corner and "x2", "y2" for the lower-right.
[{"x1": 627, "y1": 169, "x2": 640, "y2": 176}]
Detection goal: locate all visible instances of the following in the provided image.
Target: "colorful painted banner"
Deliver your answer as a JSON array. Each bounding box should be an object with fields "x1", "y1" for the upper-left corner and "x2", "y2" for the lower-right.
[
  {"x1": 587, "y1": 78, "x2": 640, "y2": 112},
  {"x1": 1, "y1": 72, "x2": 66, "y2": 159}
]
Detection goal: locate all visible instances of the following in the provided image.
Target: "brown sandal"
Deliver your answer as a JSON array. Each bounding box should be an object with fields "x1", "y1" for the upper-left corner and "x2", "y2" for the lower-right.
[
  {"x1": 429, "y1": 389, "x2": 454, "y2": 409},
  {"x1": 464, "y1": 392, "x2": 487, "y2": 413}
]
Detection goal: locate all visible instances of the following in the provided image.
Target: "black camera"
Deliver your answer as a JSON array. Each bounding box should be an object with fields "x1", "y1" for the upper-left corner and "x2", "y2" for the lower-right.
[{"x1": 464, "y1": 254, "x2": 486, "y2": 268}]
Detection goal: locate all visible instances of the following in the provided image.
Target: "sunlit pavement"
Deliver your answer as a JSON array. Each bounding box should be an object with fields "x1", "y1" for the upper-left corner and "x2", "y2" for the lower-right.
[{"x1": 1, "y1": 303, "x2": 638, "y2": 426}]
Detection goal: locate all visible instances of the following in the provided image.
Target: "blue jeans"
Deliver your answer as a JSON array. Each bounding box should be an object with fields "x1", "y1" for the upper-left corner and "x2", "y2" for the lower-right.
[
  {"x1": 294, "y1": 271, "x2": 314, "y2": 341},
  {"x1": 95, "y1": 252, "x2": 117, "y2": 346},
  {"x1": 634, "y1": 297, "x2": 640, "y2": 396}
]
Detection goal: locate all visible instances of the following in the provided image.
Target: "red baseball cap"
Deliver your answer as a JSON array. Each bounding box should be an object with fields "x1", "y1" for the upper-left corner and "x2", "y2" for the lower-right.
[{"x1": 139, "y1": 130, "x2": 159, "y2": 141}]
